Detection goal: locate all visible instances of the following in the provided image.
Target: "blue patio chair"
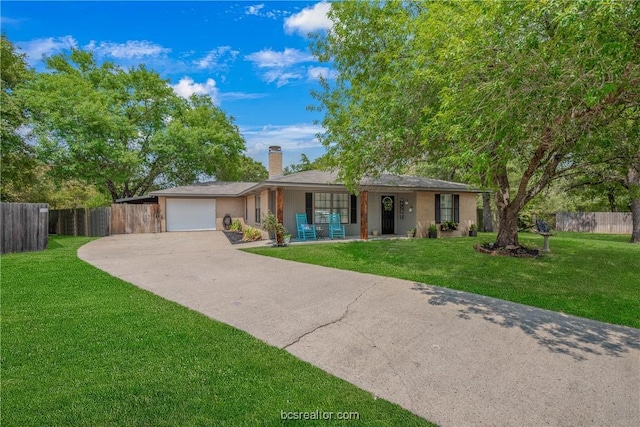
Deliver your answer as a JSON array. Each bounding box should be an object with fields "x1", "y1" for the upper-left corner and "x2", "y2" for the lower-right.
[
  {"x1": 296, "y1": 213, "x2": 317, "y2": 241},
  {"x1": 328, "y1": 213, "x2": 346, "y2": 239}
]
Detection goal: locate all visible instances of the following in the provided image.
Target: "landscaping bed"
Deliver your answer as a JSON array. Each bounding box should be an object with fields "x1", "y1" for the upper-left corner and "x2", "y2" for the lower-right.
[{"x1": 474, "y1": 243, "x2": 540, "y2": 257}]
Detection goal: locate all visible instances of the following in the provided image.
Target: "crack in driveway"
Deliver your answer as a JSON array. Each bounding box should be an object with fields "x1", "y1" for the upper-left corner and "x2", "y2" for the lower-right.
[
  {"x1": 282, "y1": 283, "x2": 377, "y2": 350},
  {"x1": 346, "y1": 321, "x2": 417, "y2": 412}
]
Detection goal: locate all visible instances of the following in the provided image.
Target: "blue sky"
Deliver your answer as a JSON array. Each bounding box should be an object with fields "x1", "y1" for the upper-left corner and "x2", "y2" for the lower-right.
[{"x1": 1, "y1": 1, "x2": 335, "y2": 168}]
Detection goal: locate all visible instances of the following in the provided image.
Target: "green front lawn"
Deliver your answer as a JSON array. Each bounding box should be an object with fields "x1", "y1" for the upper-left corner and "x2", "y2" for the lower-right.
[
  {"x1": 1, "y1": 236, "x2": 434, "y2": 426},
  {"x1": 245, "y1": 232, "x2": 639, "y2": 329}
]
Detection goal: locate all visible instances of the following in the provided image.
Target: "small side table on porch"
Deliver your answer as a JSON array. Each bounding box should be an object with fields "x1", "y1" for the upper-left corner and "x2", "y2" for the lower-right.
[{"x1": 315, "y1": 226, "x2": 325, "y2": 239}]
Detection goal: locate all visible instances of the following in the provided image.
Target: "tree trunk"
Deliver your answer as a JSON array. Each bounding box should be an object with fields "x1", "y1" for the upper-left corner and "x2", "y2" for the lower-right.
[
  {"x1": 628, "y1": 165, "x2": 640, "y2": 243},
  {"x1": 608, "y1": 191, "x2": 617, "y2": 212},
  {"x1": 482, "y1": 192, "x2": 494, "y2": 232},
  {"x1": 496, "y1": 206, "x2": 519, "y2": 247},
  {"x1": 631, "y1": 197, "x2": 640, "y2": 243}
]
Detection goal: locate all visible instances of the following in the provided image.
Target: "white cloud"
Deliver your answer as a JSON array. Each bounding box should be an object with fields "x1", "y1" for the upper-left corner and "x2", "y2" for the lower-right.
[
  {"x1": 18, "y1": 36, "x2": 78, "y2": 65},
  {"x1": 307, "y1": 66, "x2": 338, "y2": 81},
  {"x1": 264, "y1": 70, "x2": 302, "y2": 87},
  {"x1": 245, "y1": 48, "x2": 314, "y2": 86},
  {"x1": 171, "y1": 77, "x2": 219, "y2": 103},
  {"x1": 194, "y1": 46, "x2": 239, "y2": 70},
  {"x1": 284, "y1": 2, "x2": 332, "y2": 36},
  {"x1": 242, "y1": 123, "x2": 325, "y2": 155},
  {"x1": 245, "y1": 4, "x2": 264, "y2": 16},
  {"x1": 1, "y1": 17, "x2": 22, "y2": 25},
  {"x1": 87, "y1": 40, "x2": 170, "y2": 59},
  {"x1": 220, "y1": 92, "x2": 267, "y2": 101},
  {"x1": 245, "y1": 48, "x2": 313, "y2": 68},
  {"x1": 241, "y1": 3, "x2": 287, "y2": 20}
]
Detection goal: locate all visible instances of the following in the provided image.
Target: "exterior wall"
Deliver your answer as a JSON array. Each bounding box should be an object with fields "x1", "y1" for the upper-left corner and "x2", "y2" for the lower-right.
[
  {"x1": 458, "y1": 192, "x2": 478, "y2": 234},
  {"x1": 158, "y1": 196, "x2": 167, "y2": 232},
  {"x1": 416, "y1": 191, "x2": 478, "y2": 237},
  {"x1": 246, "y1": 195, "x2": 256, "y2": 224},
  {"x1": 215, "y1": 198, "x2": 245, "y2": 229},
  {"x1": 366, "y1": 192, "x2": 417, "y2": 236},
  {"x1": 416, "y1": 192, "x2": 435, "y2": 238},
  {"x1": 283, "y1": 189, "x2": 306, "y2": 237},
  {"x1": 260, "y1": 189, "x2": 269, "y2": 221},
  {"x1": 156, "y1": 189, "x2": 478, "y2": 238}
]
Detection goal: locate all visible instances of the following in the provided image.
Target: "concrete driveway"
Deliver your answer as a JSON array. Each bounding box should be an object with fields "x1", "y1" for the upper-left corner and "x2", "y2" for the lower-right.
[{"x1": 78, "y1": 231, "x2": 640, "y2": 427}]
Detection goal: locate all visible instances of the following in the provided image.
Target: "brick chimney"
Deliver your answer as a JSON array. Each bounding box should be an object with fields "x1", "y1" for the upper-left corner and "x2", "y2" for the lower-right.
[{"x1": 268, "y1": 145, "x2": 283, "y2": 178}]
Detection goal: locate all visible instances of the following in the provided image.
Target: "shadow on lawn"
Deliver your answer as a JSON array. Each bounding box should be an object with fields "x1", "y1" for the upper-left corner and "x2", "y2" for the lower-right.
[{"x1": 412, "y1": 283, "x2": 640, "y2": 361}]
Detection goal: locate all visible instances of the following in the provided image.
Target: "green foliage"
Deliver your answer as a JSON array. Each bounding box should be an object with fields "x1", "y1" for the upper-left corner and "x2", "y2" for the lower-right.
[
  {"x1": 440, "y1": 221, "x2": 458, "y2": 232},
  {"x1": 310, "y1": 0, "x2": 639, "y2": 246},
  {"x1": 241, "y1": 225, "x2": 262, "y2": 242},
  {"x1": 2, "y1": 165, "x2": 111, "y2": 208},
  {"x1": 246, "y1": 233, "x2": 640, "y2": 328},
  {"x1": 18, "y1": 49, "x2": 246, "y2": 202},
  {"x1": 0, "y1": 34, "x2": 37, "y2": 201},
  {"x1": 235, "y1": 155, "x2": 268, "y2": 182},
  {"x1": 283, "y1": 153, "x2": 334, "y2": 175},
  {"x1": 261, "y1": 211, "x2": 287, "y2": 245},
  {"x1": 1, "y1": 236, "x2": 432, "y2": 426},
  {"x1": 229, "y1": 219, "x2": 244, "y2": 232}
]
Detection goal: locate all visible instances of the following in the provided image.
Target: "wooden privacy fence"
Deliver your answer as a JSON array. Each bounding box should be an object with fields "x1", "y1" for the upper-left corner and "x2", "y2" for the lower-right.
[
  {"x1": 556, "y1": 211, "x2": 633, "y2": 234},
  {"x1": 49, "y1": 207, "x2": 110, "y2": 237},
  {"x1": 110, "y1": 204, "x2": 161, "y2": 234},
  {"x1": 1, "y1": 203, "x2": 49, "y2": 254},
  {"x1": 50, "y1": 204, "x2": 161, "y2": 236}
]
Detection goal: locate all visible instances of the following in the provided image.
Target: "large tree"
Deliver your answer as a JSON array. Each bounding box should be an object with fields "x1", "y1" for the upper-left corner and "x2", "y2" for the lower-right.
[
  {"x1": 311, "y1": 0, "x2": 639, "y2": 246},
  {"x1": 1, "y1": 34, "x2": 37, "y2": 201},
  {"x1": 19, "y1": 49, "x2": 246, "y2": 202}
]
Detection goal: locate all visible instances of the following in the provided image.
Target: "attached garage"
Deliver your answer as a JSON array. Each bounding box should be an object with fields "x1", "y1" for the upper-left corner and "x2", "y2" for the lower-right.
[{"x1": 165, "y1": 198, "x2": 216, "y2": 231}]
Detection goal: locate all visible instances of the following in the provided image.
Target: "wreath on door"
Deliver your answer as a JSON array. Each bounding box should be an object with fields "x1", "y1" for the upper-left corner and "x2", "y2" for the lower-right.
[{"x1": 382, "y1": 196, "x2": 394, "y2": 212}]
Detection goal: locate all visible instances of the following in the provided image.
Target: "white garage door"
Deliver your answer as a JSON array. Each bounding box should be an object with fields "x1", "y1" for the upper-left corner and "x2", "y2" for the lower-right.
[{"x1": 166, "y1": 198, "x2": 216, "y2": 231}]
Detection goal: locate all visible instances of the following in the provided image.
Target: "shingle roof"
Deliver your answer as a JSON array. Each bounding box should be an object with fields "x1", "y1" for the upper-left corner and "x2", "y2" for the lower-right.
[
  {"x1": 360, "y1": 174, "x2": 475, "y2": 191},
  {"x1": 263, "y1": 170, "x2": 341, "y2": 185},
  {"x1": 260, "y1": 170, "x2": 479, "y2": 192},
  {"x1": 149, "y1": 181, "x2": 258, "y2": 197},
  {"x1": 148, "y1": 170, "x2": 480, "y2": 197}
]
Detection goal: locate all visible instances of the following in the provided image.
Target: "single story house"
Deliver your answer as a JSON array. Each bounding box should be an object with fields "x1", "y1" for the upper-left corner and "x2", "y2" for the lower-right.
[{"x1": 149, "y1": 146, "x2": 482, "y2": 239}]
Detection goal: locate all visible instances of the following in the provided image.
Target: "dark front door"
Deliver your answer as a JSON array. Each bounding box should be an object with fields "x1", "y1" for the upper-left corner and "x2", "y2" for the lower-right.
[{"x1": 381, "y1": 195, "x2": 395, "y2": 234}]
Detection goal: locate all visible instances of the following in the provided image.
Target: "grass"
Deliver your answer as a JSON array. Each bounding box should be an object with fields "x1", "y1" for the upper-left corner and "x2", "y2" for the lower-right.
[
  {"x1": 245, "y1": 232, "x2": 640, "y2": 329},
  {"x1": 1, "y1": 236, "x2": 434, "y2": 426}
]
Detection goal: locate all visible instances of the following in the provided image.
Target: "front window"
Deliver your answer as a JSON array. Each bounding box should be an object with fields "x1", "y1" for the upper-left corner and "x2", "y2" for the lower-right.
[
  {"x1": 314, "y1": 193, "x2": 349, "y2": 224},
  {"x1": 440, "y1": 194, "x2": 453, "y2": 222},
  {"x1": 255, "y1": 195, "x2": 261, "y2": 223}
]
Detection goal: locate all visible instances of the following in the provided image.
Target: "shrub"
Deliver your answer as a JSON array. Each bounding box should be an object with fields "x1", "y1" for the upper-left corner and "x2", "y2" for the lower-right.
[
  {"x1": 242, "y1": 226, "x2": 262, "y2": 241},
  {"x1": 261, "y1": 211, "x2": 287, "y2": 245},
  {"x1": 229, "y1": 219, "x2": 243, "y2": 232}
]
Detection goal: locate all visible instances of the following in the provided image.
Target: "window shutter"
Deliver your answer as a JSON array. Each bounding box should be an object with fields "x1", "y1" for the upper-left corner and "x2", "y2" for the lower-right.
[
  {"x1": 435, "y1": 194, "x2": 441, "y2": 223},
  {"x1": 350, "y1": 195, "x2": 357, "y2": 224},
  {"x1": 454, "y1": 195, "x2": 460, "y2": 223},
  {"x1": 305, "y1": 193, "x2": 313, "y2": 224}
]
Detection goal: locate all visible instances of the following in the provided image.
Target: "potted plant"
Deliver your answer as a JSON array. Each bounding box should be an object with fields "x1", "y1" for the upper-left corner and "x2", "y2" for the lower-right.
[
  {"x1": 407, "y1": 228, "x2": 416, "y2": 238},
  {"x1": 440, "y1": 220, "x2": 458, "y2": 232},
  {"x1": 428, "y1": 224, "x2": 438, "y2": 238},
  {"x1": 468, "y1": 223, "x2": 478, "y2": 237},
  {"x1": 261, "y1": 211, "x2": 287, "y2": 246},
  {"x1": 283, "y1": 233, "x2": 292, "y2": 245}
]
